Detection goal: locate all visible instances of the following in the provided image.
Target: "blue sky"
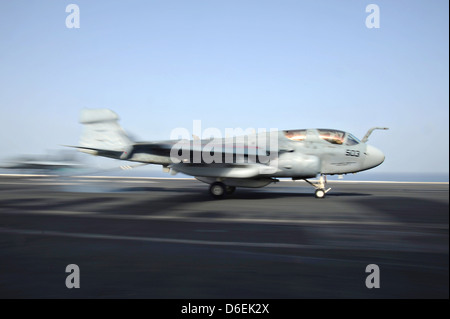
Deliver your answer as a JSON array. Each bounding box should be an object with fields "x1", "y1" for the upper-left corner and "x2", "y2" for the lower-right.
[{"x1": 0, "y1": 0, "x2": 448, "y2": 175}]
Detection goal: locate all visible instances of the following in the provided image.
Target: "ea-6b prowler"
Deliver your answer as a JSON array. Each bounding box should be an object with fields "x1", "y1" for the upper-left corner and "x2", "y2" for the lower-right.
[{"x1": 73, "y1": 109, "x2": 388, "y2": 199}]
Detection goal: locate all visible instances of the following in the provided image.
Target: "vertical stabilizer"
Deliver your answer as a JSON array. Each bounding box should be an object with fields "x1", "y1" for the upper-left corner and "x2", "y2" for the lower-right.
[{"x1": 79, "y1": 108, "x2": 132, "y2": 152}]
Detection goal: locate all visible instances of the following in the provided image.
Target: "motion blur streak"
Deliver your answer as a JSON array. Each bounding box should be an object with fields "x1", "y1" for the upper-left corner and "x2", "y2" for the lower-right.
[{"x1": 0, "y1": 175, "x2": 448, "y2": 298}]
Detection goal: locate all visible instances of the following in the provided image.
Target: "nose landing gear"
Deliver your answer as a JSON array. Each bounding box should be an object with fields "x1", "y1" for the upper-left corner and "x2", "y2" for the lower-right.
[
  {"x1": 304, "y1": 175, "x2": 331, "y2": 199},
  {"x1": 314, "y1": 188, "x2": 326, "y2": 198}
]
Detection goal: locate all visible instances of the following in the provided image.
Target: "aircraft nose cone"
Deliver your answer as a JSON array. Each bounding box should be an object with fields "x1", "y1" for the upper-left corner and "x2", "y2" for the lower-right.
[{"x1": 365, "y1": 145, "x2": 385, "y2": 169}]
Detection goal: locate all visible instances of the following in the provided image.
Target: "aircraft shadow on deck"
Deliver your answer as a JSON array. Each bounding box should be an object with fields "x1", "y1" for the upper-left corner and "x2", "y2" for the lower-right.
[
  {"x1": 87, "y1": 189, "x2": 373, "y2": 217},
  {"x1": 110, "y1": 186, "x2": 372, "y2": 200}
]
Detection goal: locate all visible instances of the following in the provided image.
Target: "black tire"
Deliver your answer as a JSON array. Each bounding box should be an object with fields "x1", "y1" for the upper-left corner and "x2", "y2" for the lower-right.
[
  {"x1": 209, "y1": 182, "x2": 226, "y2": 199},
  {"x1": 315, "y1": 189, "x2": 326, "y2": 199}
]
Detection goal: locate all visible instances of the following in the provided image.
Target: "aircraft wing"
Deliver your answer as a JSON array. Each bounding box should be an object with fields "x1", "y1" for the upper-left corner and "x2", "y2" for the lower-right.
[
  {"x1": 75, "y1": 108, "x2": 279, "y2": 179},
  {"x1": 71, "y1": 140, "x2": 279, "y2": 179},
  {"x1": 74, "y1": 139, "x2": 274, "y2": 162}
]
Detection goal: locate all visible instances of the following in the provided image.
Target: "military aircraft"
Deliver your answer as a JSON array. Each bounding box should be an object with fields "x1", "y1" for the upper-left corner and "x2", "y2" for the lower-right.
[
  {"x1": 1, "y1": 150, "x2": 84, "y2": 172},
  {"x1": 72, "y1": 109, "x2": 387, "y2": 199}
]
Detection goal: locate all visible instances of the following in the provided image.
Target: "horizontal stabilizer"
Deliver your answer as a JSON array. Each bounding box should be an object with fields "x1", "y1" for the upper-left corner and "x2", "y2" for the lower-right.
[{"x1": 65, "y1": 145, "x2": 124, "y2": 159}]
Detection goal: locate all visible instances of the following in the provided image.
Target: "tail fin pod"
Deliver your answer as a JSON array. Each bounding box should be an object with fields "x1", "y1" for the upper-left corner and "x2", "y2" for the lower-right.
[{"x1": 79, "y1": 109, "x2": 133, "y2": 153}]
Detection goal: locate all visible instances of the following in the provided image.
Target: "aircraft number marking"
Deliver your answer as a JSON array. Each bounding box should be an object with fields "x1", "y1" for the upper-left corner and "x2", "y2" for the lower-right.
[{"x1": 346, "y1": 150, "x2": 360, "y2": 157}]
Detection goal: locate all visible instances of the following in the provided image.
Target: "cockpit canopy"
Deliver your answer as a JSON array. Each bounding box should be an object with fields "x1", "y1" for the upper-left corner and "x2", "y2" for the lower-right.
[
  {"x1": 318, "y1": 129, "x2": 345, "y2": 145},
  {"x1": 283, "y1": 129, "x2": 361, "y2": 145},
  {"x1": 345, "y1": 133, "x2": 361, "y2": 146},
  {"x1": 283, "y1": 129, "x2": 306, "y2": 141}
]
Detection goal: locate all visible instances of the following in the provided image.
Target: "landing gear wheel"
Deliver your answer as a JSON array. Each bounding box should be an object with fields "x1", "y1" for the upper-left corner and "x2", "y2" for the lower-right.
[
  {"x1": 315, "y1": 189, "x2": 326, "y2": 199},
  {"x1": 225, "y1": 186, "x2": 236, "y2": 195},
  {"x1": 304, "y1": 175, "x2": 331, "y2": 198},
  {"x1": 210, "y1": 182, "x2": 226, "y2": 199}
]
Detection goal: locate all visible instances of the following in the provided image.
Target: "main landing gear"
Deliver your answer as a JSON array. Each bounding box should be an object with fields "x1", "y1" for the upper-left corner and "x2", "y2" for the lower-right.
[
  {"x1": 304, "y1": 174, "x2": 331, "y2": 199},
  {"x1": 208, "y1": 176, "x2": 330, "y2": 199},
  {"x1": 209, "y1": 182, "x2": 236, "y2": 199}
]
